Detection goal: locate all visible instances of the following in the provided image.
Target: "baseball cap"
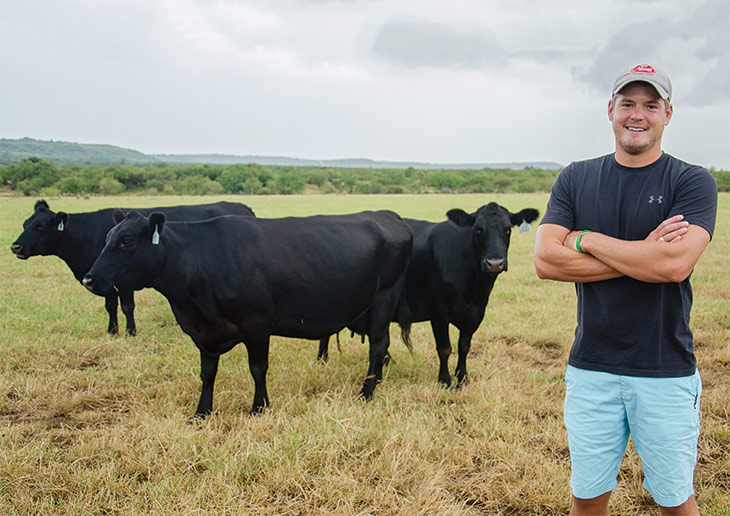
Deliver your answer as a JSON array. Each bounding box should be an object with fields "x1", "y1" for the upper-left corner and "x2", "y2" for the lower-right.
[{"x1": 611, "y1": 64, "x2": 672, "y2": 101}]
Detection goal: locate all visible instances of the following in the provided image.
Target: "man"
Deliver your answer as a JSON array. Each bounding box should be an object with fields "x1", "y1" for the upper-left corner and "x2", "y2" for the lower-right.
[{"x1": 534, "y1": 64, "x2": 718, "y2": 515}]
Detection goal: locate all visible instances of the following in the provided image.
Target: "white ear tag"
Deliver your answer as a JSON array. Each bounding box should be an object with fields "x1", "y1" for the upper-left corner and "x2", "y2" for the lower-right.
[
  {"x1": 152, "y1": 225, "x2": 160, "y2": 245},
  {"x1": 518, "y1": 219, "x2": 531, "y2": 234},
  {"x1": 57, "y1": 221, "x2": 64, "y2": 231}
]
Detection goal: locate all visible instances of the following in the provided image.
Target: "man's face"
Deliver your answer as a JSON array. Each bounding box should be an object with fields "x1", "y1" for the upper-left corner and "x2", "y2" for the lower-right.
[{"x1": 608, "y1": 82, "x2": 673, "y2": 157}]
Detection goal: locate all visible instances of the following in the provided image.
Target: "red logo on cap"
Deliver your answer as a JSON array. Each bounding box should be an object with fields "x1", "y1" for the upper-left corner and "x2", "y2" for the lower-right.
[{"x1": 632, "y1": 64, "x2": 656, "y2": 74}]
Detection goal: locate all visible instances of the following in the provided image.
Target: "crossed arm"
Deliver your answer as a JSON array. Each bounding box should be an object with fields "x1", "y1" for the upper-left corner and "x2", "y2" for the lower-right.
[{"x1": 534, "y1": 215, "x2": 711, "y2": 284}]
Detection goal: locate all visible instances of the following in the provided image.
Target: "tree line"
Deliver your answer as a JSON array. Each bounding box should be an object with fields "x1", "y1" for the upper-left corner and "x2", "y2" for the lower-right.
[{"x1": 2, "y1": 157, "x2": 728, "y2": 196}]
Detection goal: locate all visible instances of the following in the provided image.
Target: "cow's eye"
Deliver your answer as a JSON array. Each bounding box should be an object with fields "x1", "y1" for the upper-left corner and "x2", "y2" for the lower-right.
[
  {"x1": 474, "y1": 227, "x2": 484, "y2": 236},
  {"x1": 504, "y1": 228, "x2": 512, "y2": 236},
  {"x1": 120, "y1": 237, "x2": 134, "y2": 248},
  {"x1": 34, "y1": 224, "x2": 43, "y2": 231}
]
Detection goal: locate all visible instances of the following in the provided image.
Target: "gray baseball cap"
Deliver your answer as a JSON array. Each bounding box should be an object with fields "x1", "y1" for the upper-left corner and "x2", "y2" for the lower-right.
[{"x1": 611, "y1": 64, "x2": 672, "y2": 101}]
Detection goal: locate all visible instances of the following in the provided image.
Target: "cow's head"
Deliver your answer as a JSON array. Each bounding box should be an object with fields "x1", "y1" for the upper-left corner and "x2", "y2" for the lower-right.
[
  {"x1": 10, "y1": 200, "x2": 70, "y2": 259},
  {"x1": 83, "y1": 210, "x2": 166, "y2": 295},
  {"x1": 446, "y1": 202, "x2": 539, "y2": 273}
]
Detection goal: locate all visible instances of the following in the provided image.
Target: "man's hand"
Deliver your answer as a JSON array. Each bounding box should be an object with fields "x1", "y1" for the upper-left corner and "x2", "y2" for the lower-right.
[{"x1": 645, "y1": 214, "x2": 689, "y2": 243}]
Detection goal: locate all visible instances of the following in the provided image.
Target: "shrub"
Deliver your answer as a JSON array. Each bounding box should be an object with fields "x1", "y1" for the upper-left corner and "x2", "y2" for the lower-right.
[
  {"x1": 182, "y1": 176, "x2": 224, "y2": 195},
  {"x1": 98, "y1": 177, "x2": 126, "y2": 195},
  {"x1": 4, "y1": 158, "x2": 59, "y2": 194},
  {"x1": 276, "y1": 170, "x2": 306, "y2": 194}
]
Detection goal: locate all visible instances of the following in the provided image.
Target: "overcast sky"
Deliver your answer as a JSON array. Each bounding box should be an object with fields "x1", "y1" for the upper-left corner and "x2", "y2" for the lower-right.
[{"x1": 2, "y1": 0, "x2": 729, "y2": 169}]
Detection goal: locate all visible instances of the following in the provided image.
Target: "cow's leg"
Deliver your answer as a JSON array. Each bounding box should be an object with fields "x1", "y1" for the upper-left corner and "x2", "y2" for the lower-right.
[
  {"x1": 360, "y1": 269, "x2": 407, "y2": 400},
  {"x1": 104, "y1": 294, "x2": 119, "y2": 334},
  {"x1": 119, "y1": 289, "x2": 136, "y2": 336},
  {"x1": 360, "y1": 328, "x2": 390, "y2": 400},
  {"x1": 454, "y1": 330, "x2": 474, "y2": 388},
  {"x1": 317, "y1": 336, "x2": 329, "y2": 363},
  {"x1": 194, "y1": 351, "x2": 220, "y2": 418},
  {"x1": 360, "y1": 300, "x2": 394, "y2": 400},
  {"x1": 430, "y1": 318, "x2": 452, "y2": 387},
  {"x1": 245, "y1": 338, "x2": 270, "y2": 415}
]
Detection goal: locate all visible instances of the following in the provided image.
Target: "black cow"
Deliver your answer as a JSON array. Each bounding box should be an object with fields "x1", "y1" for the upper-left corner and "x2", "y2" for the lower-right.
[
  {"x1": 10, "y1": 200, "x2": 255, "y2": 335},
  {"x1": 82, "y1": 210, "x2": 412, "y2": 416},
  {"x1": 316, "y1": 203, "x2": 539, "y2": 382},
  {"x1": 395, "y1": 202, "x2": 539, "y2": 387}
]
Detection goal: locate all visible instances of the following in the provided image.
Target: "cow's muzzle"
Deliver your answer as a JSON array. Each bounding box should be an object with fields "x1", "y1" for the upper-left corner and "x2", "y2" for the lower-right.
[
  {"x1": 482, "y1": 258, "x2": 506, "y2": 273},
  {"x1": 82, "y1": 274, "x2": 100, "y2": 293},
  {"x1": 10, "y1": 244, "x2": 28, "y2": 260},
  {"x1": 82, "y1": 274, "x2": 117, "y2": 296}
]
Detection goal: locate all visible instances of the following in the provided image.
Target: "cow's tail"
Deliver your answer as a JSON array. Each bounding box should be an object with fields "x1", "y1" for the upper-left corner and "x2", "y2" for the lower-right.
[
  {"x1": 395, "y1": 286, "x2": 414, "y2": 355},
  {"x1": 399, "y1": 323, "x2": 414, "y2": 354}
]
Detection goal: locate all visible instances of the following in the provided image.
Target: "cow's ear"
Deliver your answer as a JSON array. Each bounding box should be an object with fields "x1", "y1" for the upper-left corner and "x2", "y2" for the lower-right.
[
  {"x1": 509, "y1": 208, "x2": 540, "y2": 226},
  {"x1": 34, "y1": 199, "x2": 50, "y2": 212},
  {"x1": 55, "y1": 212, "x2": 69, "y2": 232},
  {"x1": 112, "y1": 209, "x2": 126, "y2": 224},
  {"x1": 148, "y1": 212, "x2": 166, "y2": 245},
  {"x1": 447, "y1": 209, "x2": 475, "y2": 227}
]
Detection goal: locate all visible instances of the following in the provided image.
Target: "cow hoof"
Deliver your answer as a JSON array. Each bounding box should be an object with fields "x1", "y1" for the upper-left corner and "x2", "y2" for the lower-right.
[
  {"x1": 187, "y1": 413, "x2": 208, "y2": 425},
  {"x1": 359, "y1": 386, "x2": 375, "y2": 401},
  {"x1": 249, "y1": 405, "x2": 267, "y2": 417},
  {"x1": 455, "y1": 375, "x2": 470, "y2": 389},
  {"x1": 127, "y1": 328, "x2": 137, "y2": 337}
]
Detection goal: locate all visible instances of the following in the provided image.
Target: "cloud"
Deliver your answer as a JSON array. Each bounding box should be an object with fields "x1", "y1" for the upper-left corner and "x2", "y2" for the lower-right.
[
  {"x1": 575, "y1": 0, "x2": 730, "y2": 106},
  {"x1": 572, "y1": 19, "x2": 673, "y2": 97},
  {"x1": 150, "y1": 0, "x2": 376, "y2": 84},
  {"x1": 1, "y1": 0, "x2": 729, "y2": 168},
  {"x1": 372, "y1": 18, "x2": 505, "y2": 69},
  {"x1": 679, "y1": 0, "x2": 730, "y2": 106}
]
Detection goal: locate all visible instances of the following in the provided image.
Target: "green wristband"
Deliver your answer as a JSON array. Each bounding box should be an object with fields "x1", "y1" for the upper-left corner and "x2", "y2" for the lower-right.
[{"x1": 575, "y1": 230, "x2": 592, "y2": 254}]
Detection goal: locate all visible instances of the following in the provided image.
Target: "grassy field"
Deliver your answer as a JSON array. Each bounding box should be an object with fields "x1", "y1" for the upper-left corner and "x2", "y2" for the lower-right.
[{"x1": 1, "y1": 193, "x2": 728, "y2": 515}]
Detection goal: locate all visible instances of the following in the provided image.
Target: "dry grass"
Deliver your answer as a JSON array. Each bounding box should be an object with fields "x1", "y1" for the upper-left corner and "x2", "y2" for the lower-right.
[{"x1": 1, "y1": 193, "x2": 728, "y2": 515}]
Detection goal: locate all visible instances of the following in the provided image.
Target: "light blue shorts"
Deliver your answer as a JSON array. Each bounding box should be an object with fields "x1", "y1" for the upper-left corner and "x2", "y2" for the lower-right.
[{"x1": 564, "y1": 365, "x2": 702, "y2": 508}]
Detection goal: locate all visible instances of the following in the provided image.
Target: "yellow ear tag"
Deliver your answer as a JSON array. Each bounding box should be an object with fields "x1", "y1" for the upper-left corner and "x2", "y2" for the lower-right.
[{"x1": 152, "y1": 225, "x2": 160, "y2": 245}]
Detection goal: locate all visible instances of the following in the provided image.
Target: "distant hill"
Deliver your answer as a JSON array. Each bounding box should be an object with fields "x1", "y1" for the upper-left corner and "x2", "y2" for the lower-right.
[
  {"x1": 0, "y1": 138, "x2": 153, "y2": 165},
  {"x1": 1, "y1": 137, "x2": 562, "y2": 170},
  {"x1": 152, "y1": 153, "x2": 563, "y2": 170}
]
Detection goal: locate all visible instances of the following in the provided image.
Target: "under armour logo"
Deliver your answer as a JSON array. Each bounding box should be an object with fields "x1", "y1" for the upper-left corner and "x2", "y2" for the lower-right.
[{"x1": 649, "y1": 195, "x2": 663, "y2": 204}]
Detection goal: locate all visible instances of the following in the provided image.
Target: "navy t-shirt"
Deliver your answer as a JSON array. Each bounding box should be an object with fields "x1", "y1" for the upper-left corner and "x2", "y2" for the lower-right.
[{"x1": 541, "y1": 152, "x2": 717, "y2": 377}]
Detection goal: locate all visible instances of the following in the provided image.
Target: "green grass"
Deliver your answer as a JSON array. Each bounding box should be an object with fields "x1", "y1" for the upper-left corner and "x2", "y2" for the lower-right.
[{"x1": 1, "y1": 193, "x2": 728, "y2": 515}]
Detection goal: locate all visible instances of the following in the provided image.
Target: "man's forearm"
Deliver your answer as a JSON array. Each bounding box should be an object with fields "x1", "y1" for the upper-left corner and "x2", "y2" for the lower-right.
[
  {"x1": 534, "y1": 224, "x2": 623, "y2": 282},
  {"x1": 535, "y1": 246, "x2": 623, "y2": 282},
  {"x1": 573, "y1": 228, "x2": 708, "y2": 283},
  {"x1": 534, "y1": 217, "x2": 707, "y2": 284}
]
